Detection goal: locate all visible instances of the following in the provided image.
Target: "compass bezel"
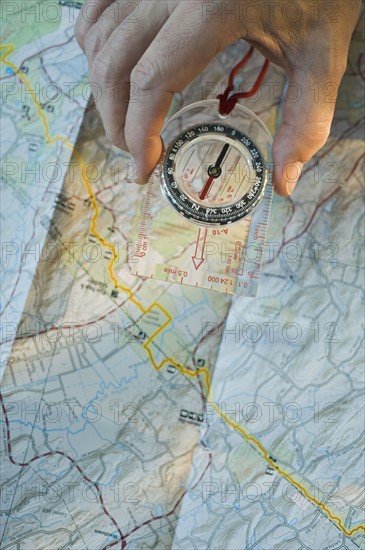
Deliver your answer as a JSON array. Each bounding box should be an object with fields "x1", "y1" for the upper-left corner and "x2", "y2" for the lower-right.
[{"x1": 160, "y1": 122, "x2": 268, "y2": 227}]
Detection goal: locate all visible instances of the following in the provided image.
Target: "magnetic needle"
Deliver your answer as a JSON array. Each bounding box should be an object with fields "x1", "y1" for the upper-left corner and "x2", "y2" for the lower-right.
[{"x1": 160, "y1": 100, "x2": 272, "y2": 227}]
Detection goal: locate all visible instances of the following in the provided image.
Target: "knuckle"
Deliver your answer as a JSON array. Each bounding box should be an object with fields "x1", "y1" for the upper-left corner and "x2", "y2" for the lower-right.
[
  {"x1": 130, "y1": 58, "x2": 162, "y2": 91},
  {"x1": 84, "y1": 26, "x2": 104, "y2": 58},
  {"x1": 92, "y1": 54, "x2": 114, "y2": 86}
]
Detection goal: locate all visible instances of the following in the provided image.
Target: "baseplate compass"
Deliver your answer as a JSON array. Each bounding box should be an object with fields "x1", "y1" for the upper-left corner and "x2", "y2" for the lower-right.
[{"x1": 127, "y1": 100, "x2": 273, "y2": 296}]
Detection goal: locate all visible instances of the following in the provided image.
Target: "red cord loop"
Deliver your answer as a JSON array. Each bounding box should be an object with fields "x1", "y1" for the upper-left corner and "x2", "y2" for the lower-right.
[
  {"x1": 217, "y1": 93, "x2": 239, "y2": 116},
  {"x1": 217, "y1": 46, "x2": 270, "y2": 116}
]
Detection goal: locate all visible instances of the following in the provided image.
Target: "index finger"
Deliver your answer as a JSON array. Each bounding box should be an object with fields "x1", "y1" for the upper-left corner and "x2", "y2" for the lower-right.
[{"x1": 124, "y1": 3, "x2": 229, "y2": 182}]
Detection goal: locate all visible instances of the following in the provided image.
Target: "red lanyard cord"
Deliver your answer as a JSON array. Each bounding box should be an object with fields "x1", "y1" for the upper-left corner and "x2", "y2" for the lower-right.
[{"x1": 217, "y1": 46, "x2": 270, "y2": 116}]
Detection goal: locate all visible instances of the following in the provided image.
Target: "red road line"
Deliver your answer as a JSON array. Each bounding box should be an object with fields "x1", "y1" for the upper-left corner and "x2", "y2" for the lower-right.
[
  {"x1": 0, "y1": 390, "x2": 124, "y2": 549},
  {"x1": 123, "y1": 453, "x2": 212, "y2": 543},
  {"x1": 274, "y1": 151, "x2": 364, "y2": 259},
  {"x1": 9, "y1": 276, "x2": 145, "y2": 344},
  {"x1": 272, "y1": 119, "x2": 364, "y2": 262},
  {"x1": 0, "y1": 35, "x2": 76, "y2": 81}
]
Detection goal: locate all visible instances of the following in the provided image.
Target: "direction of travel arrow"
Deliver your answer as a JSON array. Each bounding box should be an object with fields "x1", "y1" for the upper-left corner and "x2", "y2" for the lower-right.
[{"x1": 192, "y1": 228, "x2": 208, "y2": 270}]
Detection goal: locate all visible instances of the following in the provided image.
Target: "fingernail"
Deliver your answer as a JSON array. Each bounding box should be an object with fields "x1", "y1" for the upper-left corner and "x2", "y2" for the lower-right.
[{"x1": 285, "y1": 162, "x2": 303, "y2": 195}]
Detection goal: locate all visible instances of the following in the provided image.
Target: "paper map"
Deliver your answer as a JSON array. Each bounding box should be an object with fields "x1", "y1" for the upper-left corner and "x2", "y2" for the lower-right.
[{"x1": 1, "y1": 2, "x2": 364, "y2": 549}]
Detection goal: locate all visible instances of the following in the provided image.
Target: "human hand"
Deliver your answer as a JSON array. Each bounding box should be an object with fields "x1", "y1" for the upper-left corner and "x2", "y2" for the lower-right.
[{"x1": 76, "y1": 0, "x2": 361, "y2": 195}]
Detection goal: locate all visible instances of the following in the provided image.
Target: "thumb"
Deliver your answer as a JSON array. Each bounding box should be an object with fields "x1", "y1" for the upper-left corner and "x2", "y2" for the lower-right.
[{"x1": 272, "y1": 65, "x2": 344, "y2": 196}]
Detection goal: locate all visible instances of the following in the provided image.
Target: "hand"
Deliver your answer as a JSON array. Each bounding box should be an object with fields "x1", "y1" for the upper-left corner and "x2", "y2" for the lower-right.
[{"x1": 76, "y1": 0, "x2": 361, "y2": 195}]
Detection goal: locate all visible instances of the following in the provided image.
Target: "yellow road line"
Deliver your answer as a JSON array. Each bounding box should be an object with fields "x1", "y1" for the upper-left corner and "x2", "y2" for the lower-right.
[
  {"x1": 2, "y1": 43, "x2": 363, "y2": 538},
  {"x1": 211, "y1": 402, "x2": 364, "y2": 536},
  {"x1": 1, "y1": 43, "x2": 213, "y2": 392}
]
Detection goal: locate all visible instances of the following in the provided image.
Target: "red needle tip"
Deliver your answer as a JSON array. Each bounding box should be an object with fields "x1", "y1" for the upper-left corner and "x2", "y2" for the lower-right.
[{"x1": 199, "y1": 175, "x2": 214, "y2": 200}]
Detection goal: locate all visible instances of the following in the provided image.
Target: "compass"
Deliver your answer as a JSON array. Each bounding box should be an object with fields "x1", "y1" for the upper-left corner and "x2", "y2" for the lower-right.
[{"x1": 160, "y1": 121, "x2": 268, "y2": 227}]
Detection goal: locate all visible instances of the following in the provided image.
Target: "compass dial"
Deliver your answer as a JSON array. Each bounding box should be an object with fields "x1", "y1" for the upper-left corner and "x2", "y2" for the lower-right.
[{"x1": 161, "y1": 122, "x2": 268, "y2": 226}]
